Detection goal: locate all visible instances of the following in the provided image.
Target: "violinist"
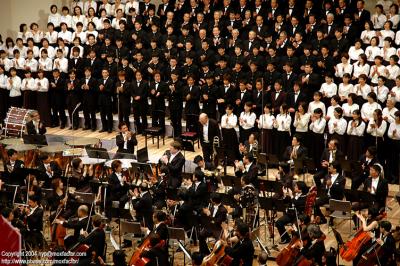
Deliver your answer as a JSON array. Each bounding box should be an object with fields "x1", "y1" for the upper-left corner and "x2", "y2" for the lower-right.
[
  {"x1": 23, "y1": 195, "x2": 44, "y2": 249},
  {"x1": 48, "y1": 178, "x2": 74, "y2": 221},
  {"x1": 54, "y1": 205, "x2": 91, "y2": 249},
  {"x1": 131, "y1": 182, "x2": 154, "y2": 229},
  {"x1": 26, "y1": 111, "x2": 47, "y2": 135},
  {"x1": 314, "y1": 161, "x2": 345, "y2": 225},
  {"x1": 139, "y1": 233, "x2": 169, "y2": 266},
  {"x1": 225, "y1": 221, "x2": 255, "y2": 266},
  {"x1": 115, "y1": 122, "x2": 137, "y2": 159},
  {"x1": 193, "y1": 155, "x2": 215, "y2": 172},
  {"x1": 276, "y1": 181, "x2": 308, "y2": 244},
  {"x1": 188, "y1": 168, "x2": 208, "y2": 213},
  {"x1": 199, "y1": 193, "x2": 228, "y2": 255},
  {"x1": 78, "y1": 214, "x2": 106, "y2": 264},
  {"x1": 107, "y1": 160, "x2": 130, "y2": 219},
  {"x1": 293, "y1": 224, "x2": 325, "y2": 266},
  {"x1": 37, "y1": 153, "x2": 62, "y2": 188},
  {"x1": 234, "y1": 153, "x2": 258, "y2": 186},
  {"x1": 25, "y1": 174, "x2": 42, "y2": 202},
  {"x1": 4, "y1": 149, "x2": 25, "y2": 185},
  {"x1": 70, "y1": 158, "x2": 87, "y2": 190}
]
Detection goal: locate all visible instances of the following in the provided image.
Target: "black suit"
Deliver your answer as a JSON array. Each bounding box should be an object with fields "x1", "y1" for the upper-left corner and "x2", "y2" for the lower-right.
[
  {"x1": 253, "y1": 89, "x2": 270, "y2": 117},
  {"x1": 282, "y1": 145, "x2": 308, "y2": 162},
  {"x1": 199, "y1": 119, "x2": 221, "y2": 162},
  {"x1": 116, "y1": 80, "x2": 131, "y2": 127},
  {"x1": 235, "y1": 162, "x2": 259, "y2": 186},
  {"x1": 168, "y1": 80, "x2": 183, "y2": 136},
  {"x1": 183, "y1": 85, "x2": 201, "y2": 132},
  {"x1": 115, "y1": 132, "x2": 137, "y2": 159},
  {"x1": 133, "y1": 191, "x2": 153, "y2": 228},
  {"x1": 217, "y1": 85, "x2": 236, "y2": 116},
  {"x1": 287, "y1": 90, "x2": 307, "y2": 111},
  {"x1": 300, "y1": 239, "x2": 326, "y2": 266},
  {"x1": 85, "y1": 58, "x2": 103, "y2": 79},
  {"x1": 4, "y1": 159, "x2": 25, "y2": 185},
  {"x1": 98, "y1": 77, "x2": 114, "y2": 132},
  {"x1": 166, "y1": 152, "x2": 185, "y2": 188},
  {"x1": 281, "y1": 72, "x2": 298, "y2": 92},
  {"x1": 226, "y1": 237, "x2": 254, "y2": 266},
  {"x1": 81, "y1": 227, "x2": 106, "y2": 259},
  {"x1": 351, "y1": 155, "x2": 379, "y2": 190},
  {"x1": 363, "y1": 177, "x2": 388, "y2": 209},
  {"x1": 68, "y1": 58, "x2": 86, "y2": 79},
  {"x1": 107, "y1": 172, "x2": 130, "y2": 219},
  {"x1": 25, "y1": 206, "x2": 44, "y2": 248},
  {"x1": 63, "y1": 216, "x2": 92, "y2": 248},
  {"x1": 139, "y1": 2, "x2": 156, "y2": 16},
  {"x1": 313, "y1": 149, "x2": 345, "y2": 187},
  {"x1": 49, "y1": 77, "x2": 67, "y2": 127},
  {"x1": 315, "y1": 174, "x2": 345, "y2": 222},
  {"x1": 201, "y1": 84, "x2": 218, "y2": 120},
  {"x1": 37, "y1": 161, "x2": 62, "y2": 187},
  {"x1": 65, "y1": 79, "x2": 81, "y2": 129},
  {"x1": 131, "y1": 79, "x2": 149, "y2": 133},
  {"x1": 81, "y1": 77, "x2": 98, "y2": 130},
  {"x1": 271, "y1": 91, "x2": 287, "y2": 115},
  {"x1": 149, "y1": 81, "x2": 167, "y2": 131},
  {"x1": 26, "y1": 120, "x2": 46, "y2": 135},
  {"x1": 188, "y1": 181, "x2": 208, "y2": 211}
]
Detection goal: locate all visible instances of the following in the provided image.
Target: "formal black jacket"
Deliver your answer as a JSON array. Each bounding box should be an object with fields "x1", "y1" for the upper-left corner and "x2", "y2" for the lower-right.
[
  {"x1": 149, "y1": 81, "x2": 168, "y2": 111},
  {"x1": 209, "y1": 204, "x2": 228, "y2": 226},
  {"x1": 227, "y1": 237, "x2": 254, "y2": 266},
  {"x1": 118, "y1": 65, "x2": 135, "y2": 82},
  {"x1": 98, "y1": 77, "x2": 114, "y2": 105},
  {"x1": 166, "y1": 151, "x2": 185, "y2": 184},
  {"x1": 68, "y1": 58, "x2": 86, "y2": 79},
  {"x1": 287, "y1": 90, "x2": 308, "y2": 110},
  {"x1": 26, "y1": 120, "x2": 46, "y2": 135},
  {"x1": 116, "y1": 132, "x2": 138, "y2": 154},
  {"x1": 320, "y1": 149, "x2": 345, "y2": 165},
  {"x1": 85, "y1": 58, "x2": 103, "y2": 79},
  {"x1": 37, "y1": 161, "x2": 62, "y2": 186},
  {"x1": 49, "y1": 77, "x2": 67, "y2": 99},
  {"x1": 168, "y1": 80, "x2": 183, "y2": 111},
  {"x1": 235, "y1": 162, "x2": 259, "y2": 186},
  {"x1": 63, "y1": 216, "x2": 91, "y2": 243},
  {"x1": 81, "y1": 227, "x2": 106, "y2": 258},
  {"x1": 80, "y1": 76, "x2": 98, "y2": 108},
  {"x1": 154, "y1": 222, "x2": 169, "y2": 241},
  {"x1": 253, "y1": 89, "x2": 271, "y2": 116},
  {"x1": 282, "y1": 145, "x2": 308, "y2": 162},
  {"x1": 108, "y1": 172, "x2": 129, "y2": 202},
  {"x1": 198, "y1": 118, "x2": 221, "y2": 144},
  {"x1": 217, "y1": 85, "x2": 236, "y2": 114},
  {"x1": 116, "y1": 81, "x2": 132, "y2": 107},
  {"x1": 300, "y1": 239, "x2": 326, "y2": 266},
  {"x1": 322, "y1": 174, "x2": 345, "y2": 200},
  {"x1": 4, "y1": 159, "x2": 25, "y2": 185},
  {"x1": 201, "y1": 84, "x2": 218, "y2": 118},
  {"x1": 188, "y1": 181, "x2": 208, "y2": 211},
  {"x1": 139, "y1": 2, "x2": 156, "y2": 16},
  {"x1": 363, "y1": 176, "x2": 389, "y2": 208},
  {"x1": 27, "y1": 206, "x2": 44, "y2": 232},
  {"x1": 183, "y1": 85, "x2": 201, "y2": 115},
  {"x1": 271, "y1": 90, "x2": 287, "y2": 115},
  {"x1": 235, "y1": 90, "x2": 253, "y2": 115},
  {"x1": 133, "y1": 191, "x2": 153, "y2": 229},
  {"x1": 131, "y1": 79, "x2": 149, "y2": 109}
]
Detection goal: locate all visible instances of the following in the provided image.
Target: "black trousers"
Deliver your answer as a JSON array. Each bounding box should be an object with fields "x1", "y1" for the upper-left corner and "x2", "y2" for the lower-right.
[
  {"x1": 100, "y1": 101, "x2": 113, "y2": 131},
  {"x1": 152, "y1": 109, "x2": 165, "y2": 132},
  {"x1": 170, "y1": 108, "x2": 182, "y2": 137},
  {"x1": 276, "y1": 213, "x2": 294, "y2": 241},
  {"x1": 201, "y1": 142, "x2": 213, "y2": 163},
  {"x1": 50, "y1": 95, "x2": 67, "y2": 127},
  {"x1": 83, "y1": 103, "x2": 97, "y2": 129},
  {"x1": 133, "y1": 103, "x2": 148, "y2": 133},
  {"x1": 118, "y1": 102, "x2": 130, "y2": 128}
]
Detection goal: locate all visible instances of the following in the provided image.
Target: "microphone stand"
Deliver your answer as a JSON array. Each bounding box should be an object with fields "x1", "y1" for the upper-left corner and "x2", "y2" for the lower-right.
[
  {"x1": 71, "y1": 102, "x2": 81, "y2": 148},
  {"x1": 261, "y1": 77, "x2": 265, "y2": 153}
]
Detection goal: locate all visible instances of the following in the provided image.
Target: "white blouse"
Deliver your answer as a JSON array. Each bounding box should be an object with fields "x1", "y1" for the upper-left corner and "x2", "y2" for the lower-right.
[
  {"x1": 38, "y1": 57, "x2": 53, "y2": 72},
  {"x1": 381, "y1": 47, "x2": 396, "y2": 61},
  {"x1": 361, "y1": 102, "x2": 382, "y2": 120},
  {"x1": 60, "y1": 14, "x2": 73, "y2": 28},
  {"x1": 293, "y1": 113, "x2": 310, "y2": 132},
  {"x1": 391, "y1": 87, "x2": 400, "y2": 103},
  {"x1": 348, "y1": 46, "x2": 364, "y2": 61},
  {"x1": 58, "y1": 30, "x2": 73, "y2": 44},
  {"x1": 24, "y1": 58, "x2": 38, "y2": 72},
  {"x1": 48, "y1": 13, "x2": 61, "y2": 28},
  {"x1": 309, "y1": 117, "x2": 326, "y2": 133},
  {"x1": 335, "y1": 63, "x2": 353, "y2": 78},
  {"x1": 72, "y1": 15, "x2": 88, "y2": 31},
  {"x1": 326, "y1": 104, "x2": 341, "y2": 119},
  {"x1": 338, "y1": 83, "x2": 353, "y2": 98},
  {"x1": 39, "y1": 46, "x2": 56, "y2": 60},
  {"x1": 342, "y1": 103, "x2": 360, "y2": 118},
  {"x1": 346, "y1": 120, "x2": 365, "y2": 136},
  {"x1": 1, "y1": 58, "x2": 13, "y2": 72},
  {"x1": 53, "y1": 57, "x2": 68, "y2": 73},
  {"x1": 221, "y1": 113, "x2": 237, "y2": 129},
  {"x1": 366, "y1": 120, "x2": 387, "y2": 137},
  {"x1": 351, "y1": 83, "x2": 371, "y2": 100},
  {"x1": 352, "y1": 62, "x2": 370, "y2": 78},
  {"x1": 360, "y1": 30, "x2": 376, "y2": 44},
  {"x1": 21, "y1": 77, "x2": 36, "y2": 91},
  {"x1": 320, "y1": 83, "x2": 338, "y2": 98},
  {"x1": 373, "y1": 85, "x2": 389, "y2": 103},
  {"x1": 308, "y1": 101, "x2": 326, "y2": 116},
  {"x1": 258, "y1": 113, "x2": 275, "y2": 129},
  {"x1": 369, "y1": 65, "x2": 387, "y2": 84},
  {"x1": 379, "y1": 30, "x2": 395, "y2": 47},
  {"x1": 372, "y1": 13, "x2": 387, "y2": 29},
  {"x1": 274, "y1": 114, "x2": 291, "y2": 132},
  {"x1": 0, "y1": 74, "x2": 8, "y2": 89},
  {"x1": 385, "y1": 64, "x2": 400, "y2": 80},
  {"x1": 365, "y1": 46, "x2": 381, "y2": 61},
  {"x1": 12, "y1": 57, "x2": 25, "y2": 70},
  {"x1": 6, "y1": 76, "x2": 22, "y2": 97},
  {"x1": 383, "y1": 107, "x2": 399, "y2": 124},
  {"x1": 239, "y1": 112, "x2": 256, "y2": 130},
  {"x1": 25, "y1": 46, "x2": 40, "y2": 58},
  {"x1": 388, "y1": 122, "x2": 400, "y2": 140},
  {"x1": 35, "y1": 78, "x2": 49, "y2": 92},
  {"x1": 328, "y1": 117, "x2": 347, "y2": 135}
]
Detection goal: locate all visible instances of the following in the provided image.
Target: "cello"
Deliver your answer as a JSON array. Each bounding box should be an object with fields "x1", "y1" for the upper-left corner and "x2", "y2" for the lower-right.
[
  {"x1": 339, "y1": 228, "x2": 372, "y2": 261},
  {"x1": 201, "y1": 240, "x2": 233, "y2": 266}
]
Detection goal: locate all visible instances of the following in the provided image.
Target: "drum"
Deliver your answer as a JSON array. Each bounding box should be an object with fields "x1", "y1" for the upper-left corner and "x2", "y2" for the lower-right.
[{"x1": 3, "y1": 107, "x2": 34, "y2": 137}]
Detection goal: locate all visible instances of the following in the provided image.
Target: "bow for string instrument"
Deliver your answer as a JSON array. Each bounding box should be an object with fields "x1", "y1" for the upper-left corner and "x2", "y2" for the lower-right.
[
  {"x1": 356, "y1": 238, "x2": 385, "y2": 266},
  {"x1": 51, "y1": 176, "x2": 70, "y2": 247}
]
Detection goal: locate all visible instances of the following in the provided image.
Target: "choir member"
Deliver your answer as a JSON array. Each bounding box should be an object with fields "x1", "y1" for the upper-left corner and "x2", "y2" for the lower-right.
[
  {"x1": 327, "y1": 107, "x2": 347, "y2": 153},
  {"x1": 149, "y1": 71, "x2": 167, "y2": 131},
  {"x1": 98, "y1": 68, "x2": 114, "y2": 133},
  {"x1": 21, "y1": 70, "x2": 36, "y2": 109},
  {"x1": 293, "y1": 102, "x2": 311, "y2": 149},
  {"x1": 80, "y1": 67, "x2": 98, "y2": 131},
  {"x1": 116, "y1": 70, "x2": 131, "y2": 127},
  {"x1": 309, "y1": 108, "x2": 327, "y2": 166},
  {"x1": 49, "y1": 69, "x2": 67, "y2": 128},
  {"x1": 115, "y1": 122, "x2": 137, "y2": 159},
  {"x1": 183, "y1": 75, "x2": 200, "y2": 132},
  {"x1": 66, "y1": 69, "x2": 81, "y2": 130},
  {"x1": 387, "y1": 111, "x2": 400, "y2": 183},
  {"x1": 35, "y1": 69, "x2": 51, "y2": 126},
  {"x1": 273, "y1": 103, "x2": 292, "y2": 159},
  {"x1": 168, "y1": 70, "x2": 183, "y2": 137},
  {"x1": 7, "y1": 67, "x2": 22, "y2": 108},
  {"x1": 220, "y1": 104, "x2": 239, "y2": 158},
  {"x1": 257, "y1": 104, "x2": 274, "y2": 154},
  {"x1": 366, "y1": 109, "x2": 387, "y2": 161},
  {"x1": 131, "y1": 70, "x2": 149, "y2": 134},
  {"x1": 239, "y1": 102, "x2": 256, "y2": 144}
]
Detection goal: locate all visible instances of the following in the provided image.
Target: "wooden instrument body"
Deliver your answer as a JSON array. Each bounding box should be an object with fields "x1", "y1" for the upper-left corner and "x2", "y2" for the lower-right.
[
  {"x1": 202, "y1": 240, "x2": 233, "y2": 266},
  {"x1": 276, "y1": 236, "x2": 302, "y2": 266},
  {"x1": 356, "y1": 241, "x2": 383, "y2": 266},
  {"x1": 339, "y1": 230, "x2": 372, "y2": 261},
  {"x1": 129, "y1": 235, "x2": 166, "y2": 266}
]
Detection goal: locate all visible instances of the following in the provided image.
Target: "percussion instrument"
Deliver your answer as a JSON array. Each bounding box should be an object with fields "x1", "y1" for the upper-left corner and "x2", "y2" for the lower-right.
[
  {"x1": 0, "y1": 138, "x2": 23, "y2": 146},
  {"x1": 3, "y1": 107, "x2": 34, "y2": 137},
  {"x1": 104, "y1": 159, "x2": 136, "y2": 169},
  {"x1": 8, "y1": 144, "x2": 37, "y2": 152},
  {"x1": 39, "y1": 144, "x2": 70, "y2": 153},
  {"x1": 66, "y1": 138, "x2": 99, "y2": 147},
  {"x1": 79, "y1": 157, "x2": 107, "y2": 165}
]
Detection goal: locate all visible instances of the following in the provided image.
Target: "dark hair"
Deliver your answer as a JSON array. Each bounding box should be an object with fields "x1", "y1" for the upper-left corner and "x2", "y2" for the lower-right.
[
  {"x1": 210, "y1": 193, "x2": 222, "y2": 204},
  {"x1": 193, "y1": 155, "x2": 204, "y2": 164},
  {"x1": 367, "y1": 92, "x2": 377, "y2": 102},
  {"x1": 193, "y1": 167, "x2": 204, "y2": 181},
  {"x1": 380, "y1": 220, "x2": 392, "y2": 232},
  {"x1": 71, "y1": 157, "x2": 82, "y2": 170},
  {"x1": 236, "y1": 221, "x2": 250, "y2": 237},
  {"x1": 154, "y1": 210, "x2": 167, "y2": 222},
  {"x1": 111, "y1": 160, "x2": 122, "y2": 172},
  {"x1": 1, "y1": 207, "x2": 13, "y2": 219},
  {"x1": 7, "y1": 149, "x2": 17, "y2": 157},
  {"x1": 112, "y1": 250, "x2": 127, "y2": 266},
  {"x1": 51, "y1": 178, "x2": 62, "y2": 190},
  {"x1": 367, "y1": 146, "x2": 377, "y2": 156},
  {"x1": 334, "y1": 107, "x2": 343, "y2": 118}
]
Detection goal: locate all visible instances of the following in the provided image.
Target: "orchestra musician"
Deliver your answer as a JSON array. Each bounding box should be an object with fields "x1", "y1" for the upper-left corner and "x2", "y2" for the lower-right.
[
  {"x1": 198, "y1": 113, "x2": 221, "y2": 163},
  {"x1": 282, "y1": 135, "x2": 308, "y2": 166},
  {"x1": 361, "y1": 164, "x2": 388, "y2": 210},
  {"x1": 4, "y1": 149, "x2": 25, "y2": 185},
  {"x1": 131, "y1": 182, "x2": 154, "y2": 229},
  {"x1": 107, "y1": 160, "x2": 130, "y2": 219},
  {"x1": 293, "y1": 224, "x2": 326, "y2": 266},
  {"x1": 160, "y1": 141, "x2": 185, "y2": 189},
  {"x1": 225, "y1": 221, "x2": 255, "y2": 266},
  {"x1": 193, "y1": 155, "x2": 215, "y2": 172},
  {"x1": 314, "y1": 161, "x2": 345, "y2": 225},
  {"x1": 22, "y1": 195, "x2": 44, "y2": 248},
  {"x1": 352, "y1": 146, "x2": 379, "y2": 190},
  {"x1": 140, "y1": 234, "x2": 169, "y2": 266},
  {"x1": 373, "y1": 221, "x2": 397, "y2": 266},
  {"x1": 232, "y1": 175, "x2": 258, "y2": 227},
  {"x1": 26, "y1": 110, "x2": 47, "y2": 135},
  {"x1": 115, "y1": 121, "x2": 137, "y2": 159},
  {"x1": 37, "y1": 153, "x2": 62, "y2": 188},
  {"x1": 234, "y1": 153, "x2": 258, "y2": 186},
  {"x1": 54, "y1": 205, "x2": 92, "y2": 249},
  {"x1": 151, "y1": 165, "x2": 168, "y2": 209},
  {"x1": 276, "y1": 181, "x2": 308, "y2": 244},
  {"x1": 70, "y1": 158, "x2": 90, "y2": 190},
  {"x1": 77, "y1": 214, "x2": 106, "y2": 264}
]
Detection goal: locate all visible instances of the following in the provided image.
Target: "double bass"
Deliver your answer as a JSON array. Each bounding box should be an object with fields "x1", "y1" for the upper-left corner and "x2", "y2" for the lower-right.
[{"x1": 202, "y1": 240, "x2": 233, "y2": 266}]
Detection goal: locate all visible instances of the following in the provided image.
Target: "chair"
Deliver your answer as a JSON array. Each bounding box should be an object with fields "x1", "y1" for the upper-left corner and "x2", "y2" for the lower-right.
[
  {"x1": 180, "y1": 114, "x2": 199, "y2": 148},
  {"x1": 144, "y1": 110, "x2": 165, "y2": 149},
  {"x1": 329, "y1": 199, "x2": 352, "y2": 234}
]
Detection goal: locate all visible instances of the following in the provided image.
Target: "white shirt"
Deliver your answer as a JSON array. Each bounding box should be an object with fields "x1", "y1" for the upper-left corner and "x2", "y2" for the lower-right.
[
  {"x1": 379, "y1": 29, "x2": 395, "y2": 47},
  {"x1": 367, "y1": 119, "x2": 387, "y2": 137},
  {"x1": 371, "y1": 177, "x2": 379, "y2": 195},
  {"x1": 35, "y1": 78, "x2": 49, "y2": 92},
  {"x1": 84, "y1": 0, "x2": 98, "y2": 15},
  {"x1": 373, "y1": 85, "x2": 389, "y2": 103},
  {"x1": 1, "y1": 58, "x2": 13, "y2": 72},
  {"x1": 258, "y1": 113, "x2": 274, "y2": 129},
  {"x1": 361, "y1": 102, "x2": 382, "y2": 120},
  {"x1": 353, "y1": 62, "x2": 370, "y2": 78},
  {"x1": 12, "y1": 57, "x2": 25, "y2": 70},
  {"x1": 347, "y1": 120, "x2": 365, "y2": 136},
  {"x1": 239, "y1": 112, "x2": 256, "y2": 130},
  {"x1": 24, "y1": 58, "x2": 38, "y2": 72},
  {"x1": 361, "y1": 30, "x2": 377, "y2": 44},
  {"x1": 274, "y1": 114, "x2": 291, "y2": 132},
  {"x1": 335, "y1": 63, "x2": 353, "y2": 78},
  {"x1": 308, "y1": 101, "x2": 326, "y2": 116},
  {"x1": 202, "y1": 121, "x2": 210, "y2": 142},
  {"x1": 25, "y1": 31, "x2": 43, "y2": 44},
  {"x1": 169, "y1": 152, "x2": 179, "y2": 163},
  {"x1": 293, "y1": 113, "x2": 310, "y2": 132},
  {"x1": 58, "y1": 30, "x2": 72, "y2": 44},
  {"x1": 112, "y1": 17, "x2": 127, "y2": 30},
  {"x1": 326, "y1": 104, "x2": 341, "y2": 119},
  {"x1": 116, "y1": 172, "x2": 124, "y2": 186},
  {"x1": 342, "y1": 103, "x2": 360, "y2": 118},
  {"x1": 348, "y1": 46, "x2": 364, "y2": 61},
  {"x1": 388, "y1": 122, "x2": 400, "y2": 140},
  {"x1": 328, "y1": 117, "x2": 347, "y2": 135},
  {"x1": 352, "y1": 84, "x2": 371, "y2": 100},
  {"x1": 365, "y1": 46, "x2": 381, "y2": 61},
  {"x1": 391, "y1": 86, "x2": 400, "y2": 103},
  {"x1": 0, "y1": 74, "x2": 8, "y2": 89},
  {"x1": 383, "y1": 107, "x2": 398, "y2": 123},
  {"x1": 372, "y1": 13, "x2": 387, "y2": 29},
  {"x1": 369, "y1": 65, "x2": 387, "y2": 84},
  {"x1": 338, "y1": 83, "x2": 353, "y2": 98},
  {"x1": 39, "y1": 46, "x2": 55, "y2": 59},
  {"x1": 212, "y1": 203, "x2": 220, "y2": 217},
  {"x1": 112, "y1": 3, "x2": 126, "y2": 17},
  {"x1": 27, "y1": 206, "x2": 38, "y2": 217},
  {"x1": 72, "y1": 31, "x2": 87, "y2": 44},
  {"x1": 122, "y1": 132, "x2": 130, "y2": 150},
  {"x1": 25, "y1": 46, "x2": 40, "y2": 58},
  {"x1": 53, "y1": 57, "x2": 68, "y2": 73},
  {"x1": 99, "y1": 3, "x2": 113, "y2": 17},
  {"x1": 48, "y1": 13, "x2": 61, "y2": 27},
  {"x1": 221, "y1": 113, "x2": 237, "y2": 129},
  {"x1": 38, "y1": 57, "x2": 53, "y2": 71},
  {"x1": 381, "y1": 47, "x2": 396, "y2": 61},
  {"x1": 320, "y1": 83, "x2": 338, "y2": 97},
  {"x1": 386, "y1": 64, "x2": 400, "y2": 80},
  {"x1": 7, "y1": 76, "x2": 22, "y2": 97},
  {"x1": 125, "y1": 1, "x2": 139, "y2": 14},
  {"x1": 45, "y1": 31, "x2": 58, "y2": 46},
  {"x1": 309, "y1": 118, "x2": 326, "y2": 134},
  {"x1": 21, "y1": 77, "x2": 36, "y2": 91},
  {"x1": 72, "y1": 15, "x2": 88, "y2": 31},
  {"x1": 60, "y1": 14, "x2": 73, "y2": 28}
]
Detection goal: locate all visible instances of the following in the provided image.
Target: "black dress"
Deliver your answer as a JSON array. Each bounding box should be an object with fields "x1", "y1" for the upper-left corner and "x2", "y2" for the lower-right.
[{"x1": 36, "y1": 78, "x2": 51, "y2": 126}]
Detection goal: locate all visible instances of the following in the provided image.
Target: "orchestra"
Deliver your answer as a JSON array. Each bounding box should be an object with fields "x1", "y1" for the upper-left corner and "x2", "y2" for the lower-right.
[{"x1": 2, "y1": 1, "x2": 400, "y2": 265}]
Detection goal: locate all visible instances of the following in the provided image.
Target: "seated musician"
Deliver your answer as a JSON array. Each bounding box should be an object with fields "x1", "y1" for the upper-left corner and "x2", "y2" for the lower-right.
[
  {"x1": 232, "y1": 175, "x2": 258, "y2": 227},
  {"x1": 276, "y1": 181, "x2": 308, "y2": 244},
  {"x1": 313, "y1": 139, "x2": 344, "y2": 187},
  {"x1": 188, "y1": 168, "x2": 208, "y2": 213},
  {"x1": 4, "y1": 149, "x2": 25, "y2": 185},
  {"x1": 234, "y1": 153, "x2": 258, "y2": 186},
  {"x1": 314, "y1": 161, "x2": 345, "y2": 224},
  {"x1": 107, "y1": 160, "x2": 130, "y2": 219},
  {"x1": 26, "y1": 111, "x2": 46, "y2": 135},
  {"x1": 242, "y1": 133, "x2": 258, "y2": 157},
  {"x1": 48, "y1": 178, "x2": 75, "y2": 222},
  {"x1": 151, "y1": 165, "x2": 168, "y2": 209},
  {"x1": 294, "y1": 224, "x2": 326, "y2": 265},
  {"x1": 160, "y1": 141, "x2": 185, "y2": 189},
  {"x1": 26, "y1": 174, "x2": 42, "y2": 202},
  {"x1": 70, "y1": 157, "x2": 88, "y2": 190},
  {"x1": 37, "y1": 153, "x2": 62, "y2": 188},
  {"x1": 115, "y1": 122, "x2": 137, "y2": 159},
  {"x1": 274, "y1": 163, "x2": 293, "y2": 194},
  {"x1": 199, "y1": 193, "x2": 228, "y2": 255},
  {"x1": 22, "y1": 195, "x2": 44, "y2": 248},
  {"x1": 282, "y1": 135, "x2": 307, "y2": 166},
  {"x1": 140, "y1": 233, "x2": 169, "y2": 266},
  {"x1": 225, "y1": 221, "x2": 255, "y2": 266},
  {"x1": 351, "y1": 146, "x2": 379, "y2": 190},
  {"x1": 375, "y1": 221, "x2": 397, "y2": 266},
  {"x1": 360, "y1": 164, "x2": 388, "y2": 210},
  {"x1": 132, "y1": 182, "x2": 154, "y2": 229},
  {"x1": 54, "y1": 205, "x2": 91, "y2": 249},
  {"x1": 191, "y1": 252, "x2": 204, "y2": 266},
  {"x1": 258, "y1": 252, "x2": 268, "y2": 266},
  {"x1": 194, "y1": 155, "x2": 217, "y2": 191},
  {"x1": 77, "y1": 214, "x2": 106, "y2": 265}
]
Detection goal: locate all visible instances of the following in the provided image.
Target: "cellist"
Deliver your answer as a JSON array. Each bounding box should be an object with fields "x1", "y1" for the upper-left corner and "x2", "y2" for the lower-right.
[
  {"x1": 373, "y1": 221, "x2": 396, "y2": 266},
  {"x1": 225, "y1": 221, "x2": 255, "y2": 266},
  {"x1": 293, "y1": 224, "x2": 326, "y2": 266}
]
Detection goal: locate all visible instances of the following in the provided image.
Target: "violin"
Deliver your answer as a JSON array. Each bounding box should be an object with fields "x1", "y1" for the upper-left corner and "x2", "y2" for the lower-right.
[{"x1": 304, "y1": 186, "x2": 317, "y2": 217}]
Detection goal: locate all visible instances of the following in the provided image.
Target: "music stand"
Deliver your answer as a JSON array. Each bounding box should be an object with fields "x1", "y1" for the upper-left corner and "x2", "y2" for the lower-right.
[
  {"x1": 168, "y1": 227, "x2": 188, "y2": 265},
  {"x1": 136, "y1": 147, "x2": 149, "y2": 163},
  {"x1": 86, "y1": 147, "x2": 110, "y2": 161},
  {"x1": 216, "y1": 146, "x2": 235, "y2": 175},
  {"x1": 266, "y1": 154, "x2": 279, "y2": 180},
  {"x1": 340, "y1": 160, "x2": 352, "y2": 178},
  {"x1": 332, "y1": 227, "x2": 344, "y2": 266},
  {"x1": 22, "y1": 134, "x2": 48, "y2": 146}
]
